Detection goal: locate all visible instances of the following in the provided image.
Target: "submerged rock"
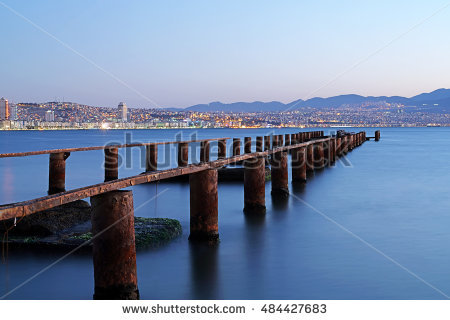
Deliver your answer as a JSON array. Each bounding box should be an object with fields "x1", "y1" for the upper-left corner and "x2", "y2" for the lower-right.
[
  {"x1": 4, "y1": 217, "x2": 182, "y2": 250},
  {"x1": 0, "y1": 200, "x2": 91, "y2": 236}
]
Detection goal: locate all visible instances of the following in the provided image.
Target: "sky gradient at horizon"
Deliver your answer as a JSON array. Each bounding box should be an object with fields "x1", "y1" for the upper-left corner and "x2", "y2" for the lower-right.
[{"x1": 1, "y1": 0, "x2": 450, "y2": 108}]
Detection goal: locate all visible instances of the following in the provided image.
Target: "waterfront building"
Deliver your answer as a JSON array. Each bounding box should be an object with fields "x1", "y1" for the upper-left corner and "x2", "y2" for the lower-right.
[
  {"x1": 45, "y1": 110, "x2": 55, "y2": 122},
  {"x1": 0, "y1": 97, "x2": 9, "y2": 120},
  {"x1": 9, "y1": 104, "x2": 18, "y2": 120},
  {"x1": 118, "y1": 102, "x2": 128, "y2": 122}
]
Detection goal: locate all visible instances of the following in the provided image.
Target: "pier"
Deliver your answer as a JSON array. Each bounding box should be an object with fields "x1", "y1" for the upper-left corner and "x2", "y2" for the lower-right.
[{"x1": 0, "y1": 130, "x2": 376, "y2": 299}]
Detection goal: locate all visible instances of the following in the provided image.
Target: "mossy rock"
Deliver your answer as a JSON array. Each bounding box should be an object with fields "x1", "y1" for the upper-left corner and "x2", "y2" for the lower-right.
[
  {"x1": 63, "y1": 217, "x2": 182, "y2": 249},
  {"x1": 0, "y1": 200, "x2": 91, "y2": 236},
  {"x1": 5, "y1": 217, "x2": 182, "y2": 250}
]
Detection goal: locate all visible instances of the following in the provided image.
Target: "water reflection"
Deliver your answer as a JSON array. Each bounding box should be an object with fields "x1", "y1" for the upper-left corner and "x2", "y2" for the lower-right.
[
  {"x1": 188, "y1": 242, "x2": 219, "y2": 300},
  {"x1": 271, "y1": 193, "x2": 289, "y2": 212}
]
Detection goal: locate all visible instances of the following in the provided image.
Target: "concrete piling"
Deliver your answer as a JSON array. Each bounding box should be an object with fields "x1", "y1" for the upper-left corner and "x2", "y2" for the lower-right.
[
  {"x1": 189, "y1": 169, "x2": 219, "y2": 241},
  {"x1": 91, "y1": 190, "x2": 139, "y2": 300},
  {"x1": 48, "y1": 152, "x2": 70, "y2": 194}
]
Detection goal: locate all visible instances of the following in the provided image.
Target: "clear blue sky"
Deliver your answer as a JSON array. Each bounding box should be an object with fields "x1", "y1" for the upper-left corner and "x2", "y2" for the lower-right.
[{"x1": 1, "y1": 0, "x2": 449, "y2": 108}]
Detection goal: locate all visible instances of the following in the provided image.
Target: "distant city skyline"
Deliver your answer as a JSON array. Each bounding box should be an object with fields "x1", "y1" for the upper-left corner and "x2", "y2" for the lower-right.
[{"x1": 1, "y1": 1, "x2": 450, "y2": 108}]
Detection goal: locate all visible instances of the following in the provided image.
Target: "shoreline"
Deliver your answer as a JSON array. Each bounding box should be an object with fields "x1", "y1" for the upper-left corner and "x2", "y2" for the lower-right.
[{"x1": 0, "y1": 125, "x2": 448, "y2": 131}]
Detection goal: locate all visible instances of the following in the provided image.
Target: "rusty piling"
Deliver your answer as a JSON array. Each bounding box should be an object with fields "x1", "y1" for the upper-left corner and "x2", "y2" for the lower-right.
[
  {"x1": 292, "y1": 147, "x2": 307, "y2": 182},
  {"x1": 104, "y1": 148, "x2": 118, "y2": 182},
  {"x1": 145, "y1": 144, "x2": 157, "y2": 172},
  {"x1": 375, "y1": 130, "x2": 381, "y2": 141},
  {"x1": 91, "y1": 190, "x2": 139, "y2": 300},
  {"x1": 178, "y1": 142, "x2": 189, "y2": 167},
  {"x1": 285, "y1": 134, "x2": 290, "y2": 146},
  {"x1": 314, "y1": 142, "x2": 325, "y2": 169},
  {"x1": 200, "y1": 141, "x2": 210, "y2": 162},
  {"x1": 189, "y1": 169, "x2": 219, "y2": 241},
  {"x1": 244, "y1": 157, "x2": 266, "y2": 214},
  {"x1": 218, "y1": 139, "x2": 227, "y2": 159},
  {"x1": 48, "y1": 152, "x2": 70, "y2": 194},
  {"x1": 244, "y1": 137, "x2": 252, "y2": 154},
  {"x1": 264, "y1": 136, "x2": 270, "y2": 151},
  {"x1": 271, "y1": 150, "x2": 289, "y2": 197},
  {"x1": 233, "y1": 138, "x2": 241, "y2": 156},
  {"x1": 256, "y1": 136, "x2": 263, "y2": 152}
]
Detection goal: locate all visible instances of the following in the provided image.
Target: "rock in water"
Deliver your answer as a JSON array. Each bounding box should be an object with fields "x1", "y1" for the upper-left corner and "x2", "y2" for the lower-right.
[
  {"x1": 4, "y1": 217, "x2": 182, "y2": 250},
  {"x1": 0, "y1": 200, "x2": 91, "y2": 236}
]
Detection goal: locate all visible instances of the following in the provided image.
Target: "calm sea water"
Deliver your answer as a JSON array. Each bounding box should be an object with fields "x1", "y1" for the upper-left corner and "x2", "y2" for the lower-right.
[{"x1": 1, "y1": 127, "x2": 450, "y2": 300}]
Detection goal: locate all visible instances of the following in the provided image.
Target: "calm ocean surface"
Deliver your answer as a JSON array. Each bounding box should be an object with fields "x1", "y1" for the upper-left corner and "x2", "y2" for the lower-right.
[{"x1": 1, "y1": 127, "x2": 450, "y2": 299}]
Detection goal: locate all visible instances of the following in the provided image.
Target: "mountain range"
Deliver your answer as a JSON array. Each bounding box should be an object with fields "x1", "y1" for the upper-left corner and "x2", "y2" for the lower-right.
[{"x1": 172, "y1": 88, "x2": 450, "y2": 112}]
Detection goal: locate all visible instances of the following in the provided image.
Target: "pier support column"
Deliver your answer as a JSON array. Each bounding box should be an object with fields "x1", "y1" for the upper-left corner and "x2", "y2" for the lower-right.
[
  {"x1": 306, "y1": 144, "x2": 314, "y2": 173},
  {"x1": 323, "y1": 140, "x2": 329, "y2": 167},
  {"x1": 271, "y1": 151, "x2": 289, "y2": 197},
  {"x1": 200, "y1": 141, "x2": 210, "y2": 162},
  {"x1": 272, "y1": 135, "x2": 278, "y2": 148},
  {"x1": 189, "y1": 169, "x2": 219, "y2": 241},
  {"x1": 218, "y1": 139, "x2": 227, "y2": 159},
  {"x1": 244, "y1": 157, "x2": 266, "y2": 214},
  {"x1": 335, "y1": 137, "x2": 341, "y2": 157},
  {"x1": 244, "y1": 137, "x2": 252, "y2": 153},
  {"x1": 233, "y1": 138, "x2": 241, "y2": 156},
  {"x1": 178, "y1": 142, "x2": 189, "y2": 167},
  {"x1": 330, "y1": 138, "x2": 336, "y2": 163},
  {"x1": 290, "y1": 133, "x2": 297, "y2": 145},
  {"x1": 314, "y1": 142, "x2": 324, "y2": 169},
  {"x1": 285, "y1": 134, "x2": 290, "y2": 146},
  {"x1": 375, "y1": 130, "x2": 381, "y2": 141},
  {"x1": 104, "y1": 148, "x2": 118, "y2": 182},
  {"x1": 256, "y1": 136, "x2": 263, "y2": 152},
  {"x1": 347, "y1": 135, "x2": 353, "y2": 151},
  {"x1": 342, "y1": 136, "x2": 348, "y2": 154},
  {"x1": 264, "y1": 136, "x2": 270, "y2": 151},
  {"x1": 91, "y1": 190, "x2": 139, "y2": 300},
  {"x1": 278, "y1": 135, "x2": 284, "y2": 146},
  {"x1": 145, "y1": 144, "x2": 157, "y2": 172},
  {"x1": 292, "y1": 147, "x2": 307, "y2": 182},
  {"x1": 48, "y1": 152, "x2": 70, "y2": 194}
]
